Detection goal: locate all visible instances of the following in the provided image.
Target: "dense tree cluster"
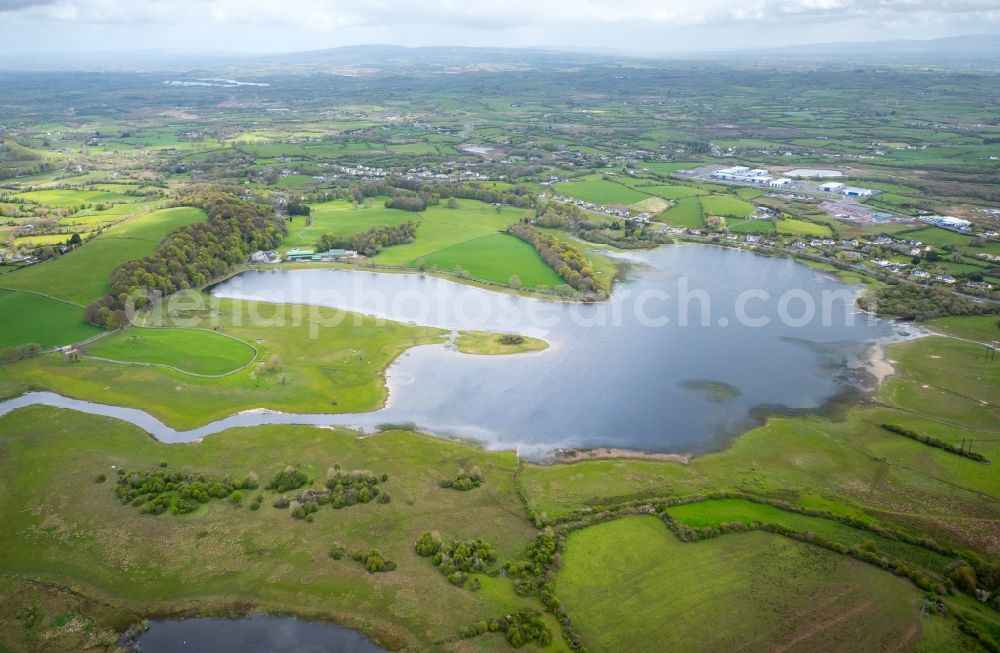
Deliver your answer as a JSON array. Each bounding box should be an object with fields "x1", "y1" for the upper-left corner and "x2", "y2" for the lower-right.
[
  {"x1": 415, "y1": 532, "x2": 498, "y2": 588},
  {"x1": 85, "y1": 189, "x2": 285, "y2": 327},
  {"x1": 317, "y1": 221, "x2": 416, "y2": 256},
  {"x1": 459, "y1": 610, "x2": 552, "y2": 648},
  {"x1": 504, "y1": 531, "x2": 559, "y2": 580},
  {"x1": 268, "y1": 467, "x2": 390, "y2": 519},
  {"x1": 114, "y1": 467, "x2": 259, "y2": 516},
  {"x1": 323, "y1": 468, "x2": 389, "y2": 508},
  {"x1": 439, "y1": 466, "x2": 484, "y2": 491},
  {"x1": 265, "y1": 467, "x2": 309, "y2": 493},
  {"x1": 507, "y1": 223, "x2": 603, "y2": 294},
  {"x1": 384, "y1": 191, "x2": 429, "y2": 212},
  {"x1": 857, "y1": 284, "x2": 998, "y2": 320}
]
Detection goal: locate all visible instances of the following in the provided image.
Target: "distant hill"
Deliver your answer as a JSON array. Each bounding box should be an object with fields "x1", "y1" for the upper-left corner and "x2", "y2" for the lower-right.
[{"x1": 1, "y1": 35, "x2": 998, "y2": 73}]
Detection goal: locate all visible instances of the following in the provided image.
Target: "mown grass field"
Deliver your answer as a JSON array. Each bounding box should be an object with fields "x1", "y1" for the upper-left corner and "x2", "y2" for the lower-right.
[
  {"x1": 0, "y1": 289, "x2": 101, "y2": 349},
  {"x1": 84, "y1": 328, "x2": 257, "y2": 376},
  {"x1": 777, "y1": 217, "x2": 833, "y2": 236},
  {"x1": 374, "y1": 200, "x2": 529, "y2": 267},
  {"x1": 284, "y1": 199, "x2": 412, "y2": 249},
  {"x1": 12, "y1": 188, "x2": 137, "y2": 207},
  {"x1": 2, "y1": 207, "x2": 208, "y2": 305},
  {"x1": 0, "y1": 407, "x2": 557, "y2": 652},
  {"x1": 659, "y1": 196, "x2": 704, "y2": 227},
  {"x1": 420, "y1": 233, "x2": 563, "y2": 287},
  {"x1": 700, "y1": 194, "x2": 755, "y2": 219},
  {"x1": 0, "y1": 295, "x2": 444, "y2": 429},
  {"x1": 558, "y1": 517, "x2": 922, "y2": 653},
  {"x1": 554, "y1": 175, "x2": 652, "y2": 206}
]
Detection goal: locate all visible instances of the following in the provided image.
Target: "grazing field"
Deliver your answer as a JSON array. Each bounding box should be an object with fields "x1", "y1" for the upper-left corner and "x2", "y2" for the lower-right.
[
  {"x1": 13, "y1": 188, "x2": 136, "y2": 207},
  {"x1": 666, "y1": 499, "x2": 952, "y2": 578},
  {"x1": 0, "y1": 407, "x2": 551, "y2": 652},
  {"x1": 0, "y1": 295, "x2": 444, "y2": 429},
  {"x1": 2, "y1": 207, "x2": 208, "y2": 304},
  {"x1": 420, "y1": 233, "x2": 563, "y2": 287},
  {"x1": 0, "y1": 289, "x2": 101, "y2": 349},
  {"x1": 659, "y1": 196, "x2": 704, "y2": 227},
  {"x1": 628, "y1": 184, "x2": 708, "y2": 200},
  {"x1": 84, "y1": 328, "x2": 257, "y2": 375},
  {"x1": 557, "y1": 517, "x2": 922, "y2": 653},
  {"x1": 373, "y1": 200, "x2": 524, "y2": 265},
  {"x1": 776, "y1": 218, "x2": 833, "y2": 236},
  {"x1": 284, "y1": 200, "x2": 412, "y2": 248},
  {"x1": 700, "y1": 194, "x2": 755, "y2": 219},
  {"x1": 554, "y1": 175, "x2": 652, "y2": 206},
  {"x1": 726, "y1": 219, "x2": 775, "y2": 234}
]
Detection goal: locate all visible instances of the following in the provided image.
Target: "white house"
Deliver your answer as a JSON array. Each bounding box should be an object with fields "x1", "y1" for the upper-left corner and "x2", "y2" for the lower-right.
[{"x1": 820, "y1": 182, "x2": 845, "y2": 193}]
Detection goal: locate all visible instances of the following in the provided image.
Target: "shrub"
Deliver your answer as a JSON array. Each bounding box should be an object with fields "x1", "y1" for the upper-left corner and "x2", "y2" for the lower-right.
[{"x1": 266, "y1": 467, "x2": 308, "y2": 493}]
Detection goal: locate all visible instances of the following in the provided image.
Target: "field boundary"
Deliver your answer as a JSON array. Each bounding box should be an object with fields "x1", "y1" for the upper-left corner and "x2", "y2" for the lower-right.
[{"x1": 81, "y1": 326, "x2": 259, "y2": 378}]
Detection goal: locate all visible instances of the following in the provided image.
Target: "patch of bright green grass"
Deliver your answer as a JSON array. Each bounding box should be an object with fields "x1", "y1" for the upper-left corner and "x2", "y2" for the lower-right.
[
  {"x1": 84, "y1": 328, "x2": 257, "y2": 376},
  {"x1": 554, "y1": 175, "x2": 651, "y2": 206},
  {"x1": 1, "y1": 207, "x2": 208, "y2": 305},
  {"x1": 557, "y1": 517, "x2": 922, "y2": 653},
  {"x1": 420, "y1": 233, "x2": 562, "y2": 287},
  {"x1": 0, "y1": 289, "x2": 101, "y2": 349}
]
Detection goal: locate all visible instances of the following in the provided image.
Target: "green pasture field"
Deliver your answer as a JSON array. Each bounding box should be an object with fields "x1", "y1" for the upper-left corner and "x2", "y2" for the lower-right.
[
  {"x1": 700, "y1": 194, "x2": 755, "y2": 219},
  {"x1": 776, "y1": 218, "x2": 833, "y2": 236},
  {"x1": 726, "y1": 219, "x2": 774, "y2": 234},
  {"x1": 557, "y1": 517, "x2": 924, "y2": 653},
  {"x1": 0, "y1": 289, "x2": 101, "y2": 349},
  {"x1": 927, "y1": 315, "x2": 1000, "y2": 344},
  {"x1": 1, "y1": 207, "x2": 208, "y2": 305},
  {"x1": 626, "y1": 184, "x2": 707, "y2": 200},
  {"x1": 420, "y1": 233, "x2": 563, "y2": 288},
  {"x1": 373, "y1": 200, "x2": 530, "y2": 266},
  {"x1": 13, "y1": 188, "x2": 136, "y2": 207},
  {"x1": 659, "y1": 196, "x2": 704, "y2": 227},
  {"x1": 666, "y1": 499, "x2": 952, "y2": 578},
  {"x1": 84, "y1": 328, "x2": 257, "y2": 376},
  {"x1": 554, "y1": 175, "x2": 651, "y2": 206},
  {"x1": 284, "y1": 199, "x2": 412, "y2": 249},
  {"x1": 0, "y1": 408, "x2": 554, "y2": 652},
  {"x1": 0, "y1": 295, "x2": 444, "y2": 430}
]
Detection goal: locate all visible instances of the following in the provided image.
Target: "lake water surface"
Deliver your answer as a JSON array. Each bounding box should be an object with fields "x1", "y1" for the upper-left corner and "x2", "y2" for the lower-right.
[
  {"x1": 136, "y1": 615, "x2": 383, "y2": 653},
  {"x1": 209, "y1": 244, "x2": 897, "y2": 454},
  {"x1": 0, "y1": 244, "x2": 903, "y2": 454}
]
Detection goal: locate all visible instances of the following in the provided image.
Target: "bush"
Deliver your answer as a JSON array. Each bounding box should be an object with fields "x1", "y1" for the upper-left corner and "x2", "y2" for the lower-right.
[
  {"x1": 440, "y1": 466, "x2": 484, "y2": 491},
  {"x1": 353, "y1": 549, "x2": 396, "y2": 573},
  {"x1": 266, "y1": 467, "x2": 308, "y2": 493}
]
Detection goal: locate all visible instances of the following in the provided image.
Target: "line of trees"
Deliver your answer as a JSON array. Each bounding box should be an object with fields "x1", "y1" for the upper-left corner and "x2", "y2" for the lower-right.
[
  {"x1": 880, "y1": 424, "x2": 990, "y2": 463},
  {"x1": 507, "y1": 222, "x2": 603, "y2": 295},
  {"x1": 317, "y1": 221, "x2": 416, "y2": 256},
  {"x1": 85, "y1": 188, "x2": 285, "y2": 328}
]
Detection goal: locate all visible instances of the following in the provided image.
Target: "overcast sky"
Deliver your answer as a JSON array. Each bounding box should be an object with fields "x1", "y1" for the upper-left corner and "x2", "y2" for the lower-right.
[{"x1": 0, "y1": 0, "x2": 997, "y2": 55}]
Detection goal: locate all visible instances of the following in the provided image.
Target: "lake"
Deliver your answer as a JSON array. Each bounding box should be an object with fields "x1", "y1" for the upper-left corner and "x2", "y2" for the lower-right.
[
  {"x1": 0, "y1": 244, "x2": 903, "y2": 455},
  {"x1": 135, "y1": 615, "x2": 383, "y2": 652},
  {"x1": 209, "y1": 244, "x2": 897, "y2": 454}
]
